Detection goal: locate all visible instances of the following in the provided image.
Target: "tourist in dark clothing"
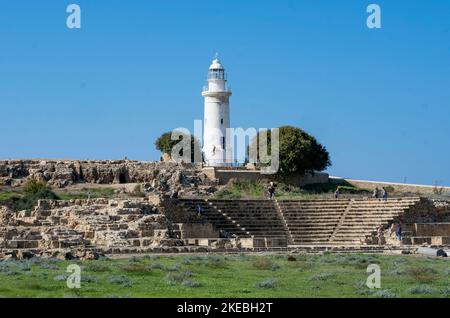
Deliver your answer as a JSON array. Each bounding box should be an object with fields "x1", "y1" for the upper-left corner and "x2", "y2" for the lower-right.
[
  {"x1": 396, "y1": 223, "x2": 402, "y2": 242},
  {"x1": 170, "y1": 188, "x2": 180, "y2": 200},
  {"x1": 267, "y1": 182, "x2": 276, "y2": 199},
  {"x1": 381, "y1": 187, "x2": 388, "y2": 201},
  {"x1": 373, "y1": 188, "x2": 379, "y2": 199},
  {"x1": 196, "y1": 204, "x2": 203, "y2": 222},
  {"x1": 334, "y1": 188, "x2": 340, "y2": 199}
]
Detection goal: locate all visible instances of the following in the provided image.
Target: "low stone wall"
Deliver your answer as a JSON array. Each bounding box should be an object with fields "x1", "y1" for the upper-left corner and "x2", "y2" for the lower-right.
[
  {"x1": 176, "y1": 223, "x2": 219, "y2": 239},
  {"x1": 331, "y1": 177, "x2": 450, "y2": 196},
  {"x1": 414, "y1": 223, "x2": 450, "y2": 236},
  {"x1": 204, "y1": 167, "x2": 329, "y2": 186}
]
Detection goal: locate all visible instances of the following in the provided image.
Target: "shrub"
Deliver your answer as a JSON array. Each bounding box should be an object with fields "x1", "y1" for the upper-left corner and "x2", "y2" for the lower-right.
[
  {"x1": 166, "y1": 264, "x2": 181, "y2": 272},
  {"x1": 86, "y1": 263, "x2": 111, "y2": 272},
  {"x1": 310, "y1": 272, "x2": 334, "y2": 281},
  {"x1": 108, "y1": 275, "x2": 133, "y2": 287},
  {"x1": 40, "y1": 262, "x2": 59, "y2": 270},
  {"x1": 22, "y1": 179, "x2": 50, "y2": 195},
  {"x1": 373, "y1": 289, "x2": 396, "y2": 298},
  {"x1": 406, "y1": 267, "x2": 437, "y2": 283},
  {"x1": 407, "y1": 285, "x2": 434, "y2": 295},
  {"x1": 182, "y1": 280, "x2": 201, "y2": 288},
  {"x1": 205, "y1": 256, "x2": 228, "y2": 269},
  {"x1": 252, "y1": 258, "x2": 274, "y2": 270},
  {"x1": 149, "y1": 263, "x2": 165, "y2": 270},
  {"x1": 271, "y1": 263, "x2": 281, "y2": 271},
  {"x1": 13, "y1": 179, "x2": 59, "y2": 211},
  {"x1": 81, "y1": 275, "x2": 98, "y2": 283},
  {"x1": 287, "y1": 256, "x2": 297, "y2": 262},
  {"x1": 254, "y1": 278, "x2": 278, "y2": 289},
  {"x1": 120, "y1": 263, "x2": 152, "y2": 273},
  {"x1": 440, "y1": 288, "x2": 450, "y2": 296},
  {"x1": 53, "y1": 274, "x2": 68, "y2": 281}
]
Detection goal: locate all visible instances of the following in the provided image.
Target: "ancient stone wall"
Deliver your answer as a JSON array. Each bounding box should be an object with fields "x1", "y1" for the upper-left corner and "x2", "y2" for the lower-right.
[{"x1": 0, "y1": 159, "x2": 204, "y2": 188}]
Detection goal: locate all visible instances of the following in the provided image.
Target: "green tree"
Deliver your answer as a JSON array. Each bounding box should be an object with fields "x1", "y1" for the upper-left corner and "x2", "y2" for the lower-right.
[
  {"x1": 155, "y1": 131, "x2": 201, "y2": 163},
  {"x1": 249, "y1": 125, "x2": 331, "y2": 175},
  {"x1": 13, "y1": 178, "x2": 60, "y2": 211}
]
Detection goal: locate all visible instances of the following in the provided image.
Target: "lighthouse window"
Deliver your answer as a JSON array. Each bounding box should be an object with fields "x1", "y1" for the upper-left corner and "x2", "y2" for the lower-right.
[
  {"x1": 222, "y1": 137, "x2": 225, "y2": 149},
  {"x1": 221, "y1": 118, "x2": 223, "y2": 125}
]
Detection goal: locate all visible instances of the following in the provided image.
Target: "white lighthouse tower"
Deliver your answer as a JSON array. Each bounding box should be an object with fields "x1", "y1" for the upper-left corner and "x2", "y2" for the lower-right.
[{"x1": 202, "y1": 55, "x2": 232, "y2": 167}]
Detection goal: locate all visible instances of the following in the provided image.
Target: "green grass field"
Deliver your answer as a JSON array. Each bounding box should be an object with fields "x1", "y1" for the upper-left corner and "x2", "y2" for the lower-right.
[{"x1": 0, "y1": 253, "x2": 448, "y2": 298}]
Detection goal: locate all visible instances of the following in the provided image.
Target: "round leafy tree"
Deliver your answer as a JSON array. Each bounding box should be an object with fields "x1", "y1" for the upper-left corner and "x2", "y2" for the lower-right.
[
  {"x1": 249, "y1": 125, "x2": 331, "y2": 175},
  {"x1": 155, "y1": 131, "x2": 201, "y2": 163}
]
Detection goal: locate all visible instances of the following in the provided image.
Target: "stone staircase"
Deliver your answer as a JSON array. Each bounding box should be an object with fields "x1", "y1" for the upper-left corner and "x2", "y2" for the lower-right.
[
  {"x1": 178, "y1": 199, "x2": 287, "y2": 240},
  {"x1": 277, "y1": 199, "x2": 349, "y2": 244},
  {"x1": 177, "y1": 199, "x2": 251, "y2": 238}
]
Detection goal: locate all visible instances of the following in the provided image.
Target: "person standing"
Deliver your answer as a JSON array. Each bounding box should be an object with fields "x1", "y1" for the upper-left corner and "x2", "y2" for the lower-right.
[
  {"x1": 373, "y1": 188, "x2": 379, "y2": 199},
  {"x1": 267, "y1": 182, "x2": 276, "y2": 199},
  {"x1": 381, "y1": 187, "x2": 388, "y2": 201},
  {"x1": 376, "y1": 225, "x2": 384, "y2": 246},
  {"x1": 396, "y1": 223, "x2": 402, "y2": 242},
  {"x1": 334, "y1": 188, "x2": 340, "y2": 199}
]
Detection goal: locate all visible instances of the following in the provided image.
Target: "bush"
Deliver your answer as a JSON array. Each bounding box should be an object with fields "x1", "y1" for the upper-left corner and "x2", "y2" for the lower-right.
[
  {"x1": 373, "y1": 289, "x2": 396, "y2": 298},
  {"x1": 252, "y1": 258, "x2": 274, "y2": 270},
  {"x1": 181, "y1": 280, "x2": 201, "y2": 288},
  {"x1": 205, "y1": 256, "x2": 228, "y2": 269},
  {"x1": 310, "y1": 272, "x2": 335, "y2": 281},
  {"x1": 407, "y1": 285, "x2": 434, "y2": 295},
  {"x1": 149, "y1": 263, "x2": 165, "y2": 270},
  {"x1": 254, "y1": 278, "x2": 278, "y2": 289},
  {"x1": 22, "y1": 179, "x2": 50, "y2": 195},
  {"x1": 166, "y1": 264, "x2": 181, "y2": 272},
  {"x1": 86, "y1": 263, "x2": 111, "y2": 272},
  {"x1": 406, "y1": 267, "x2": 437, "y2": 283},
  {"x1": 108, "y1": 275, "x2": 132, "y2": 287},
  {"x1": 120, "y1": 263, "x2": 152, "y2": 273},
  {"x1": 53, "y1": 274, "x2": 68, "y2": 281},
  {"x1": 13, "y1": 179, "x2": 59, "y2": 211}
]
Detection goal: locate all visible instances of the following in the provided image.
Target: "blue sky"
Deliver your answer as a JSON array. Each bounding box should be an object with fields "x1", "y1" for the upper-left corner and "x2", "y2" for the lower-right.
[{"x1": 1, "y1": 0, "x2": 449, "y2": 186}]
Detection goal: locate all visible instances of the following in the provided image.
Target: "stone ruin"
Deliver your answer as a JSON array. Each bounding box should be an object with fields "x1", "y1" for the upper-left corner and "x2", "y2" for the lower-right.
[
  {"x1": 0, "y1": 159, "x2": 217, "y2": 196},
  {"x1": 0, "y1": 197, "x2": 213, "y2": 261}
]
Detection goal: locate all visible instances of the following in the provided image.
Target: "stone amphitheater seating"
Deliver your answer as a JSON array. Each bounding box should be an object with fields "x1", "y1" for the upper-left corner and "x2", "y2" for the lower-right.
[
  {"x1": 178, "y1": 199, "x2": 287, "y2": 240},
  {"x1": 179, "y1": 197, "x2": 422, "y2": 245}
]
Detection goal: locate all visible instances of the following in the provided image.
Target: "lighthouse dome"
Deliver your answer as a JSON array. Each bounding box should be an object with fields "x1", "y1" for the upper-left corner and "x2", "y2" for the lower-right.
[{"x1": 209, "y1": 59, "x2": 224, "y2": 70}]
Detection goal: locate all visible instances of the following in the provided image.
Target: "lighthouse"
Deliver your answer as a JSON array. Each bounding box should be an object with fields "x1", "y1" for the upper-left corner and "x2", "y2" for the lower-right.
[{"x1": 202, "y1": 55, "x2": 232, "y2": 167}]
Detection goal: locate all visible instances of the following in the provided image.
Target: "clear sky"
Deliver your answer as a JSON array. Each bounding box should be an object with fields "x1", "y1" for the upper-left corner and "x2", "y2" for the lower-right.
[{"x1": 1, "y1": 0, "x2": 449, "y2": 186}]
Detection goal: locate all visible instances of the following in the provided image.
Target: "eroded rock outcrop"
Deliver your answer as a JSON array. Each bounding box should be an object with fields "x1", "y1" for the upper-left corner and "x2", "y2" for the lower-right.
[{"x1": 0, "y1": 160, "x2": 207, "y2": 189}]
